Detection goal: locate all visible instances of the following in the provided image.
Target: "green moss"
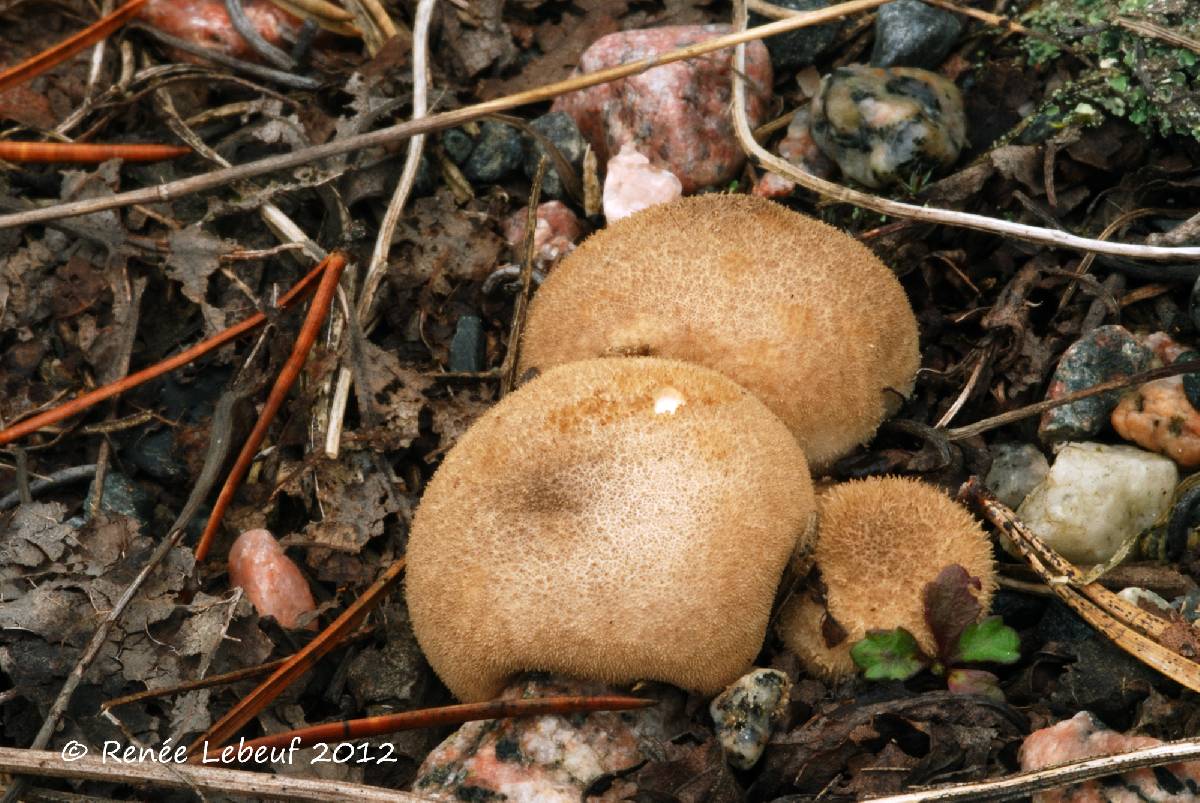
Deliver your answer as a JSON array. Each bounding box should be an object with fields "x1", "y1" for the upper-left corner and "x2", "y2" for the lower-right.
[{"x1": 1022, "y1": 0, "x2": 1200, "y2": 139}]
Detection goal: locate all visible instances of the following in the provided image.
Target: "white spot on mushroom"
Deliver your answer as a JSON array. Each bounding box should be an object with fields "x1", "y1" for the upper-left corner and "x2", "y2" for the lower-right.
[{"x1": 654, "y1": 386, "x2": 685, "y2": 415}]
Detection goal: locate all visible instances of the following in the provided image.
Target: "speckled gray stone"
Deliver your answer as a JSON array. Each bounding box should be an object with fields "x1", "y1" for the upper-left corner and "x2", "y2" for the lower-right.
[
  {"x1": 750, "y1": 0, "x2": 841, "y2": 70},
  {"x1": 448, "y1": 315, "x2": 485, "y2": 373},
  {"x1": 1039, "y1": 325, "x2": 1154, "y2": 443},
  {"x1": 83, "y1": 471, "x2": 154, "y2": 527},
  {"x1": 442, "y1": 128, "x2": 474, "y2": 165},
  {"x1": 462, "y1": 121, "x2": 524, "y2": 184},
  {"x1": 810, "y1": 64, "x2": 966, "y2": 188},
  {"x1": 523, "y1": 111, "x2": 586, "y2": 199},
  {"x1": 871, "y1": 0, "x2": 962, "y2": 69},
  {"x1": 709, "y1": 668, "x2": 791, "y2": 770}
]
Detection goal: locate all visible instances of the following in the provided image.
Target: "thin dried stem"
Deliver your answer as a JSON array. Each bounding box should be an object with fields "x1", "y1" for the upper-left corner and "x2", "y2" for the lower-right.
[
  {"x1": 0, "y1": 2, "x2": 900, "y2": 232},
  {"x1": 194, "y1": 252, "x2": 348, "y2": 561},
  {"x1": 0, "y1": 261, "x2": 329, "y2": 448},
  {"x1": 221, "y1": 695, "x2": 655, "y2": 754},
  {"x1": 0, "y1": 0, "x2": 148, "y2": 94},
  {"x1": 0, "y1": 746, "x2": 427, "y2": 802},
  {"x1": 185, "y1": 558, "x2": 407, "y2": 758},
  {"x1": 943, "y1": 356, "x2": 1200, "y2": 441},
  {"x1": 323, "y1": 0, "x2": 434, "y2": 458},
  {"x1": 870, "y1": 738, "x2": 1200, "y2": 801},
  {"x1": 728, "y1": 7, "x2": 1200, "y2": 260}
]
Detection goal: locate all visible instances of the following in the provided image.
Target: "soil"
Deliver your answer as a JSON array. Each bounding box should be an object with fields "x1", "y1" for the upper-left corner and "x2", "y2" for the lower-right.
[{"x1": 4, "y1": 0, "x2": 1200, "y2": 799}]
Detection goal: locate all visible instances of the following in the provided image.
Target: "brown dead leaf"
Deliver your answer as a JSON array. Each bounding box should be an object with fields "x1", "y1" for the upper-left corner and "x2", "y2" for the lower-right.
[{"x1": 166, "y1": 225, "x2": 236, "y2": 333}]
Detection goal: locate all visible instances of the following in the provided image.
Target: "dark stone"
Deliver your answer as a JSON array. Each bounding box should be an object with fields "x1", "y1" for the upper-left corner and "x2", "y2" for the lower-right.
[
  {"x1": 1039, "y1": 325, "x2": 1153, "y2": 443},
  {"x1": 1189, "y1": 272, "x2": 1200, "y2": 332},
  {"x1": 1173, "y1": 350, "x2": 1200, "y2": 411},
  {"x1": 413, "y1": 154, "x2": 436, "y2": 197},
  {"x1": 124, "y1": 429, "x2": 186, "y2": 482},
  {"x1": 522, "y1": 111, "x2": 586, "y2": 199},
  {"x1": 871, "y1": 0, "x2": 962, "y2": 69},
  {"x1": 462, "y1": 122, "x2": 524, "y2": 184},
  {"x1": 449, "y1": 315, "x2": 486, "y2": 373},
  {"x1": 83, "y1": 471, "x2": 155, "y2": 527},
  {"x1": 749, "y1": 0, "x2": 841, "y2": 70},
  {"x1": 442, "y1": 128, "x2": 474, "y2": 164}
]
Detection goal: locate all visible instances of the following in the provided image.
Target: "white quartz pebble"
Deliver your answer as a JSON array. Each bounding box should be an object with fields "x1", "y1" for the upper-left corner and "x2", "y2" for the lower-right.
[
  {"x1": 1016, "y1": 442, "x2": 1177, "y2": 564},
  {"x1": 602, "y1": 143, "x2": 683, "y2": 223}
]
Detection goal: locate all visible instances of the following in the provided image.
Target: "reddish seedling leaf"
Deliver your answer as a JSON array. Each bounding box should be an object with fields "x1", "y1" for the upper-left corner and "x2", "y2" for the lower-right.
[
  {"x1": 946, "y1": 668, "x2": 1005, "y2": 702},
  {"x1": 923, "y1": 564, "x2": 983, "y2": 663}
]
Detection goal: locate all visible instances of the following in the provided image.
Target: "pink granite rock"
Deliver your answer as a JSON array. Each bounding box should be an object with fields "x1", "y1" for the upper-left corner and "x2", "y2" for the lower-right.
[
  {"x1": 752, "y1": 109, "x2": 837, "y2": 198},
  {"x1": 602, "y1": 143, "x2": 684, "y2": 222},
  {"x1": 503, "y1": 201, "x2": 585, "y2": 269},
  {"x1": 412, "y1": 677, "x2": 678, "y2": 802},
  {"x1": 140, "y1": 0, "x2": 301, "y2": 63},
  {"x1": 1019, "y1": 711, "x2": 1200, "y2": 802},
  {"x1": 552, "y1": 25, "x2": 773, "y2": 193},
  {"x1": 228, "y1": 528, "x2": 317, "y2": 629}
]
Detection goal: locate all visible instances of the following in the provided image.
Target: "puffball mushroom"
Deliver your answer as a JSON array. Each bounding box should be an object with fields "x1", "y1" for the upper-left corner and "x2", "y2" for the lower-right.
[
  {"x1": 405, "y1": 356, "x2": 815, "y2": 702},
  {"x1": 778, "y1": 477, "x2": 995, "y2": 678},
  {"x1": 518, "y1": 194, "x2": 920, "y2": 468}
]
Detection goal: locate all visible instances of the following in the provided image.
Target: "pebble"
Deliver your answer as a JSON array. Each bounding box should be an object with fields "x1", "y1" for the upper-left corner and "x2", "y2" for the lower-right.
[
  {"x1": 602, "y1": 143, "x2": 684, "y2": 222},
  {"x1": 1110, "y1": 336, "x2": 1200, "y2": 467},
  {"x1": 503, "y1": 201, "x2": 585, "y2": 269},
  {"x1": 984, "y1": 443, "x2": 1050, "y2": 509},
  {"x1": 1112, "y1": 376, "x2": 1200, "y2": 467},
  {"x1": 139, "y1": 0, "x2": 300, "y2": 63},
  {"x1": 752, "y1": 108, "x2": 837, "y2": 198},
  {"x1": 809, "y1": 64, "x2": 966, "y2": 189},
  {"x1": 1116, "y1": 586, "x2": 1172, "y2": 614},
  {"x1": 523, "y1": 112, "x2": 587, "y2": 200},
  {"x1": 1019, "y1": 711, "x2": 1200, "y2": 802},
  {"x1": 870, "y1": 0, "x2": 963, "y2": 69},
  {"x1": 709, "y1": 668, "x2": 791, "y2": 770},
  {"x1": 448, "y1": 315, "x2": 486, "y2": 373},
  {"x1": 83, "y1": 471, "x2": 155, "y2": 527},
  {"x1": 749, "y1": 0, "x2": 842, "y2": 70},
  {"x1": 462, "y1": 121, "x2": 525, "y2": 184},
  {"x1": 411, "y1": 676, "x2": 676, "y2": 802},
  {"x1": 1016, "y1": 442, "x2": 1177, "y2": 565},
  {"x1": 228, "y1": 528, "x2": 317, "y2": 629},
  {"x1": 441, "y1": 129, "x2": 475, "y2": 165},
  {"x1": 124, "y1": 429, "x2": 187, "y2": 483},
  {"x1": 1040, "y1": 325, "x2": 1154, "y2": 443},
  {"x1": 553, "y1": 25, "x2": 772, "y2": 193}
]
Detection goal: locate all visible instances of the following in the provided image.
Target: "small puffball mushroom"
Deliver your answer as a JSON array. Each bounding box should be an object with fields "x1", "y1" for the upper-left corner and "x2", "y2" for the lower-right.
[
  {"x1": 406, "y1": 357, "x2": 815, "y2": 702},
  {"x1": 228, "y1": 528, "x2": 317, "y2": 630},
  {"x1": 518, "y1": 194, "x2": 920, "y2": 468},
  {"x1": 778, "y1": 477, "x2": 995, "y2": 678}
]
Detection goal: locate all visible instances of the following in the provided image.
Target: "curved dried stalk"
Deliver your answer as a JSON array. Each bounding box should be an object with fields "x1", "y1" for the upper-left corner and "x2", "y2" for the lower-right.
[{"x1": 727, "y1": 10, "x2": 1200, "y2": 260}]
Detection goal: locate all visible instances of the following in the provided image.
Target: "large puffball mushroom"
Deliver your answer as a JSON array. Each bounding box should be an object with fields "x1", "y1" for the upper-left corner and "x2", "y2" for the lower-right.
[
  {"x1": 406, "y1": 357, "x2": 815, "y2": 702},
  {"x1": 779, "y1": 477, "x2": 995, "y2": 679},
  {"x1": 518, "y1": 194, "x2": 920, "y2": 469}
]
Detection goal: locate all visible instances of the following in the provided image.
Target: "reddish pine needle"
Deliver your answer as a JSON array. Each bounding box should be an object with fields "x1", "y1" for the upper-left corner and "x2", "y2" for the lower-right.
[
  {"x1": 186, "y1": 558, "x2": 407, "y2": 761},
  {"x1": 0, "y1": 260, "x2": 329, "y2": 448},
  {"x1": 204, "y1": 695, "x2": 656, "y2": 758},
  {"x1": 192, "y1": 252, "x2": 346, "y2": 562},
  {"x1": 0, "y1": 141, "x2": 191, "y2": 163},
  {"x1": 0, "y1": 0, "x2": 150, "y2": 94}
]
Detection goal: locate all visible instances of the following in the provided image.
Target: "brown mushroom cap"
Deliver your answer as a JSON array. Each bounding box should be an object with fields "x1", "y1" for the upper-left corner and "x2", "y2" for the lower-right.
[
  {"x1": 405, "y1": 357, "x2": 816, "y2": 701},
  {"x1": 778, "y1": 477, "x2": 996, "y2": 679},
  {"x1": 518, "y1": 194, "x2": 920, "y2": 468}
]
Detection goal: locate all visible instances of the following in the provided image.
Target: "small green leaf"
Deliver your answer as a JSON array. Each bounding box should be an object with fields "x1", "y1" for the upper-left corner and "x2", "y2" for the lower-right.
[
  {"x1": 851, "y1": 628, "x2": 929, "y2": 681},
  {"x1": 954, "y1": 616, "x2": 1021, "y2": 665}
]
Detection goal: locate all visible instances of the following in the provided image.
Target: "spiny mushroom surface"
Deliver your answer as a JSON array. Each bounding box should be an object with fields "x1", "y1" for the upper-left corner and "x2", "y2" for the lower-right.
[
  {"x1": 406, "y1": 357, "x2": 815, "y2": 702},
  {"x1": 779, "y1": 476, "x2": 995, "y2": 678},
  {"x1": 518, "y1": 194, "x2": 920, "y2": 469}
]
